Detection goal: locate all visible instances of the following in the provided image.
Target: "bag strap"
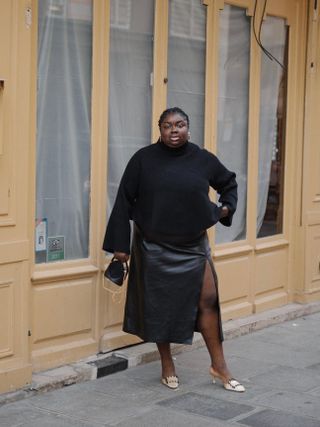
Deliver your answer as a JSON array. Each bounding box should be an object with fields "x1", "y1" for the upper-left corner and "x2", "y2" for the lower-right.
[
  {"x1": 123, "y1": 260, "x2": 129, "y2": 280},
  {"x1": 103, "y1": 275, "x2": 125, "y2": 304}
]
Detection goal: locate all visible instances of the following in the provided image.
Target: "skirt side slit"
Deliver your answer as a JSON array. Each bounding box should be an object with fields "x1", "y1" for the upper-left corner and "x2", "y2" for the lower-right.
[{"x1": 195, "y1": 257, "x2": 224, "y2": 342}]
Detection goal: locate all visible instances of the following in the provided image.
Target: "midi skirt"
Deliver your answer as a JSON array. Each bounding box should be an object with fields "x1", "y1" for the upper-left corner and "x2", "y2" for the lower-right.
[{"x1": 123, "y1": 226, "x2": 223, "y2": 344}]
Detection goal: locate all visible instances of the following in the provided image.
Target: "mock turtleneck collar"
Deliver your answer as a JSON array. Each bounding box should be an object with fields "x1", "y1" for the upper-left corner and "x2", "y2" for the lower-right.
[{"x1": 157, "y1": 138, "x2": 189, "y2": 156}]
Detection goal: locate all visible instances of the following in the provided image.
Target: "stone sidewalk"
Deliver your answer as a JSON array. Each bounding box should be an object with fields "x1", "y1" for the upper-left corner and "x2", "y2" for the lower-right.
[{"x1": 1, "y1": 306, "x2": 320, "y2": 426}]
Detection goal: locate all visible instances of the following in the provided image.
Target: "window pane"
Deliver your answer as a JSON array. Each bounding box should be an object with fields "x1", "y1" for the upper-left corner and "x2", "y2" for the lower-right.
[
  {"x1": 107, "y1": 0, "x2": 154, "y2": 209},
  {"x1": 167, "y1": 0, "x2": 206, "y2": 147},
  {"x1": 215, "y1": 5, "x2": 250, "y2": 244},
  {"x1": 257, "y1": 17, "x2": 288, "y2": 238},
  {"x1": 36, "y1": 0, "x2": 93, "y2": 263}
]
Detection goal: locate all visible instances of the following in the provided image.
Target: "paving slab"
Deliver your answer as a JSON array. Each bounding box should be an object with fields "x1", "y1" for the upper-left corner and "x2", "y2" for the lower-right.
[
  {"x1": 245, "y1": 323, "x2": 320, "y2": 351},
  {"x1": 24, "y1": 385, "x2": 149, "y2": 426},
  {"x1": 239, "y1": 408, "x2": 320, "y2": 427},
  {"x1": 223, "y1": 335, "x2": 320, "y2": 368},
  {"x1": 5, "y1": 412, "x2": 105, "y2": 427},
  {"x1": 307, "y1": 362, "x2": 320, "y2": 371},
  {"x1": 110, "y1": 406, "x2": 234, "y2": 427},
  {"x1": 252, "y1": 390, "x2": 320, "y2": 419},
  {"x1": 309, "y1": 387, "x2": 320, "y2": 397},
  {"x1": 79, "y1": 371, "x2": 174, "y2": 404},
  {"x1": 174, "y1": 346, "x2": 211, "y2": 372},
  {"x1": 157, "y1": 391, "x2": 255, "y2": 421},
  {"x1": 188, "y1": 379, "x2": 273, "y2": 404},
  {"x1": 0, "y1": 400, "x2": 47, "y2": 427},
  {"x1": 248, "y1": 365, "x2": 320, "y2": 392},
  {"x1": 225, "y1": 355, "x2": 278, "y2": 380},
  {"x1": 174, "y1": 346, "x2": 279, "y2": 380},
  {"x1": 0, "y1": 399, "x2": 105, "y2": 427}
]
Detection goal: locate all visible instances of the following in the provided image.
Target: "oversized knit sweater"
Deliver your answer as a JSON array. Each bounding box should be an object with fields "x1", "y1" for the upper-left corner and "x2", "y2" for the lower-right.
[{"x1": 103, "y1": 140, "x2": 238, "y2": 254}]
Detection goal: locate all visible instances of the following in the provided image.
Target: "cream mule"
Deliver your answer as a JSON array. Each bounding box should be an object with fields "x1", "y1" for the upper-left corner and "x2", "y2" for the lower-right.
[
  {"x1": 161, "y1": 375, "x2": 179, "y2": 390},
  {"x1": 210, "y1": 367, "x2": 245, "y2": 393}
]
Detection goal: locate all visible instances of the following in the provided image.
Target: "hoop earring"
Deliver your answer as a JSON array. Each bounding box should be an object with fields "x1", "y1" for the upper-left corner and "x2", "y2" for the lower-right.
[{"x1": 188, "y1": 131, "x2": 191, "y2": 141}]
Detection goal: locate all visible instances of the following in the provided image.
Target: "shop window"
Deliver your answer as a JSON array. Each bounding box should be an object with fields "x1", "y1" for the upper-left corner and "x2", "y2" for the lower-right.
[
  {"x1": 107, "y1": 0, "x2": 155, "y2": 210},
  {"x1": 35, "y1": 0, "x2": 93, "y2": 263},
  {"x1": 215, "y1": 5, "x2": 250, "y2": 244},
  {"x1": 257, "y1": 16, "x2": 288, "y2": 238},
  {"x1": 167, "y1": 0, "x2": 206, "y2": 147}
]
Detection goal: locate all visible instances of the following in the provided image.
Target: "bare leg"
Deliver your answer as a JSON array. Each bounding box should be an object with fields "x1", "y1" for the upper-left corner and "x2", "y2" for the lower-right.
[
  {"x1": 156, "y1": 343, "x2": 176, "y2": 379},
  {"x1": 197, "y1": 261, "x2": 232, "y2": 382}
]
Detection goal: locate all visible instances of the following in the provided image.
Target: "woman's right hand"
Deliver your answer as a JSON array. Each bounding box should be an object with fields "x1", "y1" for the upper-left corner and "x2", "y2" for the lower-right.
[
  {"x1": 220, "y1": 206, "x2": 229, "y2": 218},
  {"x1": 114, "y1": 252, "x2": 130, "y2": 263}
]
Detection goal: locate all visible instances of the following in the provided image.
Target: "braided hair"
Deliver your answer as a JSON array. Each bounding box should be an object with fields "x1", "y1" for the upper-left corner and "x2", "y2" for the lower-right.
[{"x1": 158, "y1": 107, "x2": 190, "y2": 128}]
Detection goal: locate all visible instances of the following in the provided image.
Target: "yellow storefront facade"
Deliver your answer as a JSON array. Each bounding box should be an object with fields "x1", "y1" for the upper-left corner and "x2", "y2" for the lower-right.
[{"x1": 0, "y1": 0, "x2": 319, "y2": 394}]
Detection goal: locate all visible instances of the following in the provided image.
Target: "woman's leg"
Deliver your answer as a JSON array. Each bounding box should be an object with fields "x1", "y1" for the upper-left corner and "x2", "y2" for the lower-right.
[
  {"x1": 197, "y1": 261, "x2": 231, "y2": 382},
  {"x1": 156, "y1": 343, "x2": 176, "y2": 378}
]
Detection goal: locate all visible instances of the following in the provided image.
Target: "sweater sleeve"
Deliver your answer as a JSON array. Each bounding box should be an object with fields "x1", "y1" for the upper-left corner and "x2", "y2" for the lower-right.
[
  {"x1": 208, "y1": 154, "x2": 238, "y2": 227},
  {"x1": 102, "y1": 152, "x2": 140, "y2": 254}
]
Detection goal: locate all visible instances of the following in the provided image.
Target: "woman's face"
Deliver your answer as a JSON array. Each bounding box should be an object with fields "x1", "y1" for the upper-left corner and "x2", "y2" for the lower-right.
[{"x1": 160, "y1": 113, "x2": 189, "y2": 148}]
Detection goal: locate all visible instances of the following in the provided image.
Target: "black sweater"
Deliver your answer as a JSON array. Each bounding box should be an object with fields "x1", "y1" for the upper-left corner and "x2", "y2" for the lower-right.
[{"x1": 103, "y1": 140, "x2": 237, "y2": 254}]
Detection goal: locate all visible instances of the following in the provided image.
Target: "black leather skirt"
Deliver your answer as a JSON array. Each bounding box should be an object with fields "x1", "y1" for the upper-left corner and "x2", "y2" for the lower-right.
[{"x1": 123, "y1": 226, "x2": 223, "y2": 344}]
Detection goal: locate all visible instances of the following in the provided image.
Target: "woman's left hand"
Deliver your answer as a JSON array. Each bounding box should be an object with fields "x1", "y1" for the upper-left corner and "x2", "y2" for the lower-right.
[{"x1": 114, "y1": 252, "x2": 130, "y2": 263}]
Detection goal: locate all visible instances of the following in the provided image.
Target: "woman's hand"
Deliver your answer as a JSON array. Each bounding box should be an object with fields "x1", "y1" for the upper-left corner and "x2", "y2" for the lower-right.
[
  {"x1": 220, "y1": 206, "x2": 229, "y2": 218},
  {"x1": 114, "y1": 252, "x2": 130, "y2": 263}
]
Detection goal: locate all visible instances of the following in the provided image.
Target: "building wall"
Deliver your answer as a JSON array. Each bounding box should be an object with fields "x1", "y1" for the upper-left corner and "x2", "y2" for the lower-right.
[
  {"x1": 298, "y1": 0, "x2": 320, "y2": 303},
  {"x1": 0, "y1": 0, "x2": 33, "y2": 393},
  {"x1": 0, "y1": 0, "x2": 319, "y2": 394}
]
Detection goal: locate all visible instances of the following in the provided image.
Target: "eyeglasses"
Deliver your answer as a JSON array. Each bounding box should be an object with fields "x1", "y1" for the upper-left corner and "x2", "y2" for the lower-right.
[{"x1": 161, "y1": 121, "x2": 187, "y2": 130}]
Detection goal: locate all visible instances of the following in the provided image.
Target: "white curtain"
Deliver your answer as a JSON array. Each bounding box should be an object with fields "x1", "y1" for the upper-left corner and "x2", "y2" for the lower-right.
[
  {"x1": 215, "y1": 6, "x2": 287, "y2": 244},
  {"x1": 107, "y1": 0, "x2": 155, "y2": 211},
  {"x1": 167, "y1": 0, "x2": 206, "y2": 146},
  {"x1": 36, "y1": 0, "x2": 93, "y2": 262},
  {"x1": 215, "y1": 5, "x2": 250, "y2": 244},
  {"x1": 257, "y1": 17, "x2": 287, "y2": 236}
]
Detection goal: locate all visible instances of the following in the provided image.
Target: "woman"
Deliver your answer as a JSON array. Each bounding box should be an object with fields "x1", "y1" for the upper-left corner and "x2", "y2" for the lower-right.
[{"x1": 103, "y1": 107, "x2": 245, "y2": 392}]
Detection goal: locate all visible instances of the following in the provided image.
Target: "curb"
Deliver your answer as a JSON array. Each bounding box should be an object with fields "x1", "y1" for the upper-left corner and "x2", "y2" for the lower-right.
[{"x1": 1, "y1": 301, "x2": 320, "y2": 406}]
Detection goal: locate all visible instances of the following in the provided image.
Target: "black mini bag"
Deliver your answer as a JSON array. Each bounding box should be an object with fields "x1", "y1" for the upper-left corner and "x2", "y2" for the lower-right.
[{"x1": 104, "y1": 257, "x2": 129, "y2": 286}]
